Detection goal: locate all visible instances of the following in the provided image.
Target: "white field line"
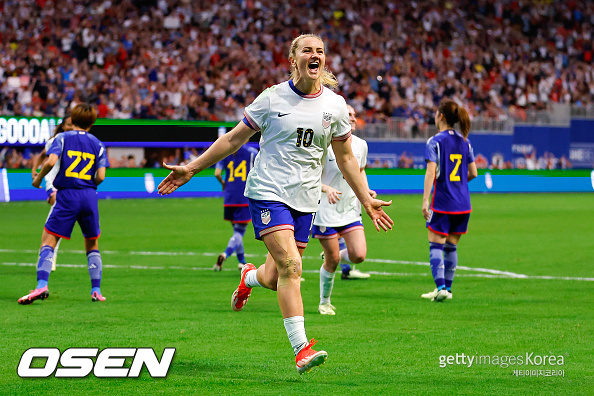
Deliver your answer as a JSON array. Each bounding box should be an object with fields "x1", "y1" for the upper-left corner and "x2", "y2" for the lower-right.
[{"x1": 1, "y1": 249, "x2": 592, "y2": 282}]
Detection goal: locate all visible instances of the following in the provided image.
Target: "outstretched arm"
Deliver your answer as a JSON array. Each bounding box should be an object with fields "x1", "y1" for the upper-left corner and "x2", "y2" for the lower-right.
[
  {"x1": 332, "y1": 139, "x2": 393, "y2": 232},
  {"x1": 158, "y1": 122, "x2": 256, "y2": 195},
  {"x1": 422, "y1": 161, "x2": 436, "y2": 220}
]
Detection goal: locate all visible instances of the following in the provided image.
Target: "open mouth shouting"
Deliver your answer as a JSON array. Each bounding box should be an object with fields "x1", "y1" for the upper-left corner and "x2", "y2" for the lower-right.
[{"x1": 308, "y1": 60, "x2": 320, "y2": 74}]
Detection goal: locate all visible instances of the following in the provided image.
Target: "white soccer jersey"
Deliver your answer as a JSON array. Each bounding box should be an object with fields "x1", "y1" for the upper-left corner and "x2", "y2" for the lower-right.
[
  {"x1": 243, "y1": 80, "x2": 351, "y2": 213},
  {"x1": 44, "y1": 137, "x2": 60, "y2": 191},
  {"x1": 314, "y1": 135, "x2": 368, "y2": 227}
]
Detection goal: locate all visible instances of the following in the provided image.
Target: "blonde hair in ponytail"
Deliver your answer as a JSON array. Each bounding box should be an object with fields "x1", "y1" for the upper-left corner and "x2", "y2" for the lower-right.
[
  {"x1": 438, "y1": 100, "x2": 471, "y2": 139},
  {"x1": 288, "y1": 34, "x2": 338, "y2": 89}
]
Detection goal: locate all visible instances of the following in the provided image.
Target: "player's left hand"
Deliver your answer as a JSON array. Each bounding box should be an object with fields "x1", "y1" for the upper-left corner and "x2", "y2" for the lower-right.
[
  {"x1": 157, "y1": 163, "x2": 194, "y2": 195},
  {"x1": 363, "y1": 198, "x2": 394, "y2": 232},
  {"x1": 369, "y1": 189, "x2": 377, "y2": 199}
]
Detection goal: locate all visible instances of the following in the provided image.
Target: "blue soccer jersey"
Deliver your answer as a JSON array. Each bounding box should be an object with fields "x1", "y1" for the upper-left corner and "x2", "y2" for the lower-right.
[
  {"x1": 216, "y1": 145, "x2": 258, "y2": 206},
  {"x1": 425, "y1": 129, "x2": 475, "y2": 214},
  {"x1": 47, "y1": 130, "x2": 109, "y2": 190}
]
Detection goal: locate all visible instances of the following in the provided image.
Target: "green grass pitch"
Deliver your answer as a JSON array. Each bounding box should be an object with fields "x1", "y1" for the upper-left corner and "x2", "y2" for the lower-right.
[{"x1": 1, "y1": 193, "x2": 592, "y2": 395}]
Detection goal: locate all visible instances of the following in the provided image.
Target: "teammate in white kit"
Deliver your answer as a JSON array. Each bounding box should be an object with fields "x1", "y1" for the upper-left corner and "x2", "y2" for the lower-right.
[
  {"x1": 312, "y1": 105, "x2": 375, "y2": 315},
  {"x1": 158, "y1": 34, "x2": 393, "y2": 373},
  {"x1": 31, "y1": 116, "x2": 74, "y2": 271}
]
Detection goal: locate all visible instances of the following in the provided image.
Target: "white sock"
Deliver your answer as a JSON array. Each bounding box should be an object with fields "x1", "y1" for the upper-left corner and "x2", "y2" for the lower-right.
[
  {"x1": 244, "y1": 268, "x2": 262, "y2": 288},
  {"x1": 319, "y1": 265, "x2": 335, "y2": 305},
  {"x1": 283, "y1": 316, "x2": 308, "y2": 356},
  {"x1": 339, "y1": 249, "x2": 352, "y2": 265}
]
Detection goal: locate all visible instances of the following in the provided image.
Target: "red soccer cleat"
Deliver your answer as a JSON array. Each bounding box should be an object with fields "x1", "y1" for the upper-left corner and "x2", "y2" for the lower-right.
[
  {"x1": 18, "y1": 286, "x2": 49, "y2": 305},
  {"x1": 231, "y1": 263, "x2": 256, "y2": 311},
  {"x1": 296, "y1": 339, "x2": 328, "y2": 374}
]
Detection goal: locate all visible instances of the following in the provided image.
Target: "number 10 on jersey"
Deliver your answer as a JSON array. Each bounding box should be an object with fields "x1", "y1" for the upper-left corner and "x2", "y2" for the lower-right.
[{"x1": 296, "y1": 128, "x2": 314, "y2": 147}]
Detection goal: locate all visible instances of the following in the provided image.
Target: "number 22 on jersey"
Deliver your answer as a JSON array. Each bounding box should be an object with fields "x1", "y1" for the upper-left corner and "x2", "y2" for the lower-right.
[
  {"x1": 227, "y1": 160, "x2": 247, "y2": 182},
  {"x1": 449, "y1": 154, "x2": 462, "y2": 182},
  {"x1": 65, "y1": 150, "x2": 96, "y2": 180}
]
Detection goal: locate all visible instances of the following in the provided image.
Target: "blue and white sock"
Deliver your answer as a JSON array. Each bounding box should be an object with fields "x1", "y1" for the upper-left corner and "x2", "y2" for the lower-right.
[
  {"x1": 429, "y1": 242, "x2": 445, "y2": 290},
  {"x1": 234, "y1": 223, "x2": 248, "y2": 264},
  {"x1": 225, "y1": 223, "x2": 248, "y2": 263},
  {"x1": 36, "y1": 245, "x2": 54, "y2": 289},
  {"x1": 87, "y1": 250, "x2": 103, "y2": 295},
  {"x1": 444, "y1": 242, "x2": 458, "y2": 291}
]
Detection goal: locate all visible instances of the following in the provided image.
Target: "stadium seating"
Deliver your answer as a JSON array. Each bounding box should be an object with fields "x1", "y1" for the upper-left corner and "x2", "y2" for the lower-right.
[{"x1": 0, "y1": 0, "x2": 592, "y2": 126}]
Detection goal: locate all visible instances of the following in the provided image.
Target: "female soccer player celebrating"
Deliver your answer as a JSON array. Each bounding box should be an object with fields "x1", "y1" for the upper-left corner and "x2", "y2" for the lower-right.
[
  {"x1": 158, "y1": 34, "x2": 393, "y2": 373},
  {"x1": 422, "y1": 100, "x2": 477, "y2": 302}
]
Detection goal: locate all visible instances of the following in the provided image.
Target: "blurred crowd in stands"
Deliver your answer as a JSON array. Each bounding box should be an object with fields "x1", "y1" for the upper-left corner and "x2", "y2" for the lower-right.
[{"x1": 0, "y1": 0, "x2": 592, "y2": 127}]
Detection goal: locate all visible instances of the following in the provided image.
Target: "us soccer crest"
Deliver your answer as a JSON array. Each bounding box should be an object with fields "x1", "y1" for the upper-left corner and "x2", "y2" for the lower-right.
[
  {"x1": 322, "y1": 112, "x2": 332, "y2": 129},
  {"x1": 261, "y1": 209, "x2": 271, "y2": 225}
]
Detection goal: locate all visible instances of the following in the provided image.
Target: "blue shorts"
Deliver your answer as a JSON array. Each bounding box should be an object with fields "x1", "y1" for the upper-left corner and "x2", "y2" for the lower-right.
[
  {"x1": 45, "y1": 188, "x2": 101, "y2": 240},
  {"x1": 426, "y1": 211, "x2": 470, "y2": 236},
  {"x1": 248, "y1": 199, "x2": 313, "y2": 249},
  {"x1": 312, "y1": 221, "x2": 364, "y2": 239},
  {"x1": 224, "y1": 205, "x2": 251, "y2": 223}
]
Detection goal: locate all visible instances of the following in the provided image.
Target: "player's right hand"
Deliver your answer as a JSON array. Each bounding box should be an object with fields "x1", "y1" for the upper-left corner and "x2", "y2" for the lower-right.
[
  {"x1": 32, "y1": 178, "x2": 42, "y2": 189},
  {"x1": 157, "y1": 163, "x2": 194, "y2": 195},
  {"x1": 363, "y1": 198, "x2": 393, "y2": 232}
]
